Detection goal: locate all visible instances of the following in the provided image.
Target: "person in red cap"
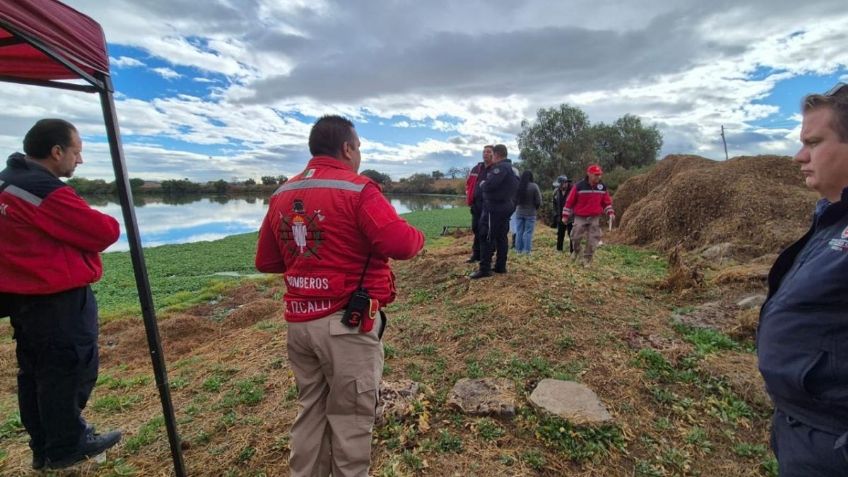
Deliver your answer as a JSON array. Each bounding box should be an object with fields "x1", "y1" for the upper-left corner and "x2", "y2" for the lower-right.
[{"x1": 561, "y1": 164, "x2": 615, "y2": 266}]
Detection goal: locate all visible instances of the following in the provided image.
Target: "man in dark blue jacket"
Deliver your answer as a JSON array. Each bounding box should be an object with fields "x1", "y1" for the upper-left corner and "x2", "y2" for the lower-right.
[
  {"x1": 470, "y1": 144, "x2": 518, "y2": 279},
  {"x1": 466, "y1": 145, "x2": 493, "y2": 263},
  {"x1": 758, "y1": 82, "x2": 848, "y2": 476}
]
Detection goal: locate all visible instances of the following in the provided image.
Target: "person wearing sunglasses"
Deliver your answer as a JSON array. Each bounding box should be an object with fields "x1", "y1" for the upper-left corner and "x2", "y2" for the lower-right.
[{"x1": 758, "y1": 82, "x2": 848, "y2": 476}]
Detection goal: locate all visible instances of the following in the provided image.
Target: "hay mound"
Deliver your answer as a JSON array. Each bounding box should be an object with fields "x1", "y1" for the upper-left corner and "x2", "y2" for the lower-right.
[{"x1": 616, "y1": 154, "x2": 817, "y2": 257}]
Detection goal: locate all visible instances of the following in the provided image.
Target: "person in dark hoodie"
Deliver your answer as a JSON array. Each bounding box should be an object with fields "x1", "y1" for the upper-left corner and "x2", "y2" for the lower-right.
[
  {"x1": 0, "y1": 119, "x2": 122, "y2": 470},
  {"x1": 514, "y1": 170, "x2": 542, "y2": 254},
  {"x1": 552, "y1": 175, "x2": 574, "y2": 253},
  {"x1": 757, "y1": 82, "x2": 848, "y2": 476},
  {"x1": 469, "y1": 144, "x2": 519, "y2": 278}
]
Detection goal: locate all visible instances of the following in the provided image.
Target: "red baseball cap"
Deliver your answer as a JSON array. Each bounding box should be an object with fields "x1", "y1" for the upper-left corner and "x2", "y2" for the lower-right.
[{"x1": 587, "y1": 164, "x2": 603, "y2": 175}]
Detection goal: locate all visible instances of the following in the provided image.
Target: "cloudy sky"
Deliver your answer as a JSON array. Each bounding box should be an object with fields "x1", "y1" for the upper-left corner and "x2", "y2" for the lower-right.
[{"x1": 2, "y1": 0, "x2": 848, "y2": 182}]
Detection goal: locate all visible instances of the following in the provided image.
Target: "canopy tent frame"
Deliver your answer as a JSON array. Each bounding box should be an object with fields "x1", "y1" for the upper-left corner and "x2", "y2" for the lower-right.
[{"x1": 0, "y1": 2, "x2": 186, "y2": 475}]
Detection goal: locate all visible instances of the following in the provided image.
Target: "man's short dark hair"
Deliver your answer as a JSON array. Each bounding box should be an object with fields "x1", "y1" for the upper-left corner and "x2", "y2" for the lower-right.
[
  {"x1": 492, "y1": 144, "x2": 508, "y2": 158},
  {"x1": 309, "y1": 115, "x2": 356, "y2": 158},
  {"x1": 23, "y1": 119, "x2": 77, "y2": 159},
  {"x1": 802, "y1": 86, "x2": 848, "y2": 142},
  {"x1": 484, "y1": 145, "x2": 494, "y2": 151}
]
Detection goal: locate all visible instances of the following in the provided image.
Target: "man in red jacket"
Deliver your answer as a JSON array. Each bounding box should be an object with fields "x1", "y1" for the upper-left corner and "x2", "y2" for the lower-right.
[
  {"x1": 255, "y1": 115, "x2": 424, "y2": 477},
  {"x1": 561, "y1": 164, "x2": 615, "y2": 266},
  {"x1": 464, "y1": 145, "x2": 493, "y2": 262},
  {"x1": 0, "y1": 119, "x2": 122, "y2": 470}
]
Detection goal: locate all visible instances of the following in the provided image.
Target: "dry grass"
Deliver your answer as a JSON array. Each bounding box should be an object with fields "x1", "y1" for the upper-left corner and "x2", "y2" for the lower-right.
[
  {"x1": 0, "y1": 228, "x2": 776, "y2": 476},
  {"x1": 616, "y1": 154, "x2": 817, "y2": 259}
]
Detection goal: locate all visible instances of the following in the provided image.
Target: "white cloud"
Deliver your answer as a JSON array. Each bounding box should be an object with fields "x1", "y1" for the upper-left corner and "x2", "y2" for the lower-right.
[
  {"x1": 151, "y1": 67, "x2": 182, "y2": 80},
  {"x1": 2, "y1": 0, "x2": 845, "y2": 182},
  {"x1": 110, "y1": 56, "x2": 145, "y2": 68}
]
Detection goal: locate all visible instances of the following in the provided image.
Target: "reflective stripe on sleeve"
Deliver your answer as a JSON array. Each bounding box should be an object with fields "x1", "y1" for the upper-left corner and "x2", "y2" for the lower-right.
[
  {"x1": 273, "y1": 179, "x2": 367, "y2": 196},
  {"x1": 4, "y1": 184, "x2": 42, "y2": 206}
]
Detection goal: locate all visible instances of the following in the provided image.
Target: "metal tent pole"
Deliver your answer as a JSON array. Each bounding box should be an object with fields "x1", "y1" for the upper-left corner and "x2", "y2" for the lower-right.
[{"x1": 98, "y1": 75, "x2": 187, "y2": 477}]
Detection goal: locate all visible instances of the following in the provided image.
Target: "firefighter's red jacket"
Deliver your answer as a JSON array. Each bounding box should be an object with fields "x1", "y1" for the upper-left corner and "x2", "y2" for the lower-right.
[
  {"x1": 0, "y1": 153, "x2": 120, "y2": 294},
  {"x1": 562, "y1": 178, "x2": 614, "y2": 220},
  {"x1": 255, "y1": 156, "x2": 424, "y2": 322}
]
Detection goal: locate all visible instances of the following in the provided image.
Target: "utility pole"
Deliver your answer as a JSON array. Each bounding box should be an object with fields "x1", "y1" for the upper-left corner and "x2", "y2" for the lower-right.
[{"x1": 720, "y1": 125, "x2": 729, "y2": 160}]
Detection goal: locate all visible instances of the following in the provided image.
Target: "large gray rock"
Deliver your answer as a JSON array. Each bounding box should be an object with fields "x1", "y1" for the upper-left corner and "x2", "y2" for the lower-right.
[
  {"x1": 376, "y1": 380, "x2": 422, "y2": 426},
  {"x1": 529, "y1": 379, "x2": 612, "y2": 425},
  {"x1": 447, "y1": 378, "x2": 516, "y2": 418}
]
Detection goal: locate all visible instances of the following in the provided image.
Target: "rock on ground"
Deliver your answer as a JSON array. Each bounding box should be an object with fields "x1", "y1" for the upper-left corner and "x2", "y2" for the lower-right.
[
  {"x1": 528, "y1": 379, "x2": 612, "y2": 425},
  {"x1": 446, "y1": 378, "x2": 516, "y2": 418}
]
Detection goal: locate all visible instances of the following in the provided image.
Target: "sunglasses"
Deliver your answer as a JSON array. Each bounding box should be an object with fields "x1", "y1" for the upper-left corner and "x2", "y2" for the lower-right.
[{"x1": 825, "y1": 82, "x2": 848, "y2": 97}]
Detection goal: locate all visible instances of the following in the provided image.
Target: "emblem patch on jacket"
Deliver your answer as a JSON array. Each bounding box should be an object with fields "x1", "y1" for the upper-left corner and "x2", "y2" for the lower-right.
[
  {"x1": 279, "y1": 199, "x2": 324, "y2": 257},
  {"x1": 828, "y1": 225, "x2": 848, "y2": 252}
]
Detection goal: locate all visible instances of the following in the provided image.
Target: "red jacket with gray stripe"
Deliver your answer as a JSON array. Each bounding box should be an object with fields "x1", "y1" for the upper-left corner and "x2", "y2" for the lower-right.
[
  {"x1": 0, "y1": 153, "x2": 120, "y2": 294},
  {"x1": 255, "y1": 156, "x2": 424, "y2": 322},
  {"x1": 561, "y1": 178, "x2": 614, "y2": 220}
]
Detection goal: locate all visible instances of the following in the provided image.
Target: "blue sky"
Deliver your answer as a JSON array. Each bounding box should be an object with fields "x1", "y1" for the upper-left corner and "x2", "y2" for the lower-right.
[{"x1": 1, "y1": 0, "x2": 847, "y2": 182}]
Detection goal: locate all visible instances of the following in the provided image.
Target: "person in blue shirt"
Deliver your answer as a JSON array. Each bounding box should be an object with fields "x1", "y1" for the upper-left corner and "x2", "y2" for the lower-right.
[{"x1": 758, "y1": 82, "x2": 848, "y2": 477}]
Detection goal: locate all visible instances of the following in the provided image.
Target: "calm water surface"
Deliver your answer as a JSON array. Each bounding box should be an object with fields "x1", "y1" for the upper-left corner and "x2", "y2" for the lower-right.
[{"x1": 88, "y1": 194, "x2": 465, "y2": 252}]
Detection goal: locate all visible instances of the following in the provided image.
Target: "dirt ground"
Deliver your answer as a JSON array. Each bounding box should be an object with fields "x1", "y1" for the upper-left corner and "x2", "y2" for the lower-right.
[
  {"x1": 0, "y1": 220, "x2": 777, "y2": 476},
  {"x1": 5, "y1": 153, "x2": 807, "y2": 475}
]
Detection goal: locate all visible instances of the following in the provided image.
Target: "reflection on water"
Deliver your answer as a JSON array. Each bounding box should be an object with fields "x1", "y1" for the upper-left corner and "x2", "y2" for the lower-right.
[{"x1": 88, "y1": 193, "x2": 464, "y2": 252}]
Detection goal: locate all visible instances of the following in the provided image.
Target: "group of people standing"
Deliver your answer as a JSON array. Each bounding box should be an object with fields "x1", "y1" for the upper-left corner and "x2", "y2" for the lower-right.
[
  {"x1": 464, "y1": 145, "x2": 615, "y2": 276},
  {"x1": 465, "y1": 144, "x2": 519, "y2": 278}
]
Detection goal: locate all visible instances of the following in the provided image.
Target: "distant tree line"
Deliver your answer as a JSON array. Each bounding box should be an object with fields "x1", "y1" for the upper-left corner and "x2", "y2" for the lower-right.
[
  {"x1": 517, "y1": 104, "x2": 663, "y2": 189},
  {"x1": 67, "y1": 175, "x2": 288, "y2": 196},
  {"x1": 361, "y1": 169, "x2": 465, "y2": 195}
]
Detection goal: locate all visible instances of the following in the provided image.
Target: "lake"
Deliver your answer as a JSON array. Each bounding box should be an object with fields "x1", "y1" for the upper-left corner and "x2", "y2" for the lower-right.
[{"x1": 88, "y1": 194, "x2": 466, "y2": 252}]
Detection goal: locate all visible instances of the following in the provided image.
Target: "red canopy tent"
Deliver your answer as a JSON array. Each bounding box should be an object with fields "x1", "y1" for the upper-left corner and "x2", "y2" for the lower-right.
[{"x1": 0, "y1": 1, "x2": 186, "y2": 474}]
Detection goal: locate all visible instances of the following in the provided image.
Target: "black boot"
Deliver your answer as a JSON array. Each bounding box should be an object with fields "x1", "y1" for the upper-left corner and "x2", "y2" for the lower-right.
[
  {"x1": 469, "y1": 270, "x2": 493, "y2": 279},
  {"x1": 46, "y1": 427, "x2": 122, "y2": 469}
]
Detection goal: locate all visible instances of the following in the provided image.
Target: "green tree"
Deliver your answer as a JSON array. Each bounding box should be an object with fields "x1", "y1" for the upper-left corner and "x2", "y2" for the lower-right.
[
  {"x1": 591, "y1": 114, "x2": 663, "y2": 171},
  {"x1": 517, "y1": 104, "x2": 593, "y2": 187},
  {"x1": 260, "y1": 176, "x2": 277, "y2": 185},
  {"x1": 405, "y1": 173, "x2": 435, "y2": 191},
  {"x1": 129, "y1": 178, "x2": 145, "y2": 191},
  {"x1": 360, "y1": 169, "x2": 391, "y2": 184},
  {"x1": 211, "y1": 179, "x2": 228, "y2": 194},
  {"x1": 432, "y1": 170, "x2": 445, "y2": 179},
  {"x1": 517, "y1": 104, "x2": 663, "y2": 187}
]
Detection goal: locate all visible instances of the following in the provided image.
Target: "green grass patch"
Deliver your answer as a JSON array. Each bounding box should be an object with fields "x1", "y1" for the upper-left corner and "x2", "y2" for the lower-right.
[
  {"x1": 400, "y1": 207, "x2": 471, "y2": 244},
  {"x1": 0, "y1": 412, "x2": 23, "y2": 440},
  {"x1": 95, "y1": 232, "x2": 261, "y2": 319},
  {"x1": 125, "y1": 416, "x2": 165, "y2": 454},
  {"x1": 92, "y1": 394, "x2": 143, "y2": 413},
  {"x1": 476, "y1": 418, "x2": 506, "y2": 441},
  {"x1": 673, "y1": 323, "x2": 742, "y2": 356},
  {"x1": 600, "y1": 244, "x2": 667, "y2": 279},
  {"x1": 534, "y1": 414, "x2": 625, "y2": 462},
  {"x1": 97, "y1": 373, "x2": 152, "y2": 391}
]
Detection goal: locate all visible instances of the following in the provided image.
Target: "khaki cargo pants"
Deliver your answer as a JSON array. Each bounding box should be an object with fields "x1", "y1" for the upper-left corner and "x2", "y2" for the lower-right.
[
  {"x1": 286, "y1": 310, "x2": 384, "y2": 477},
  {"x1": 571, "y1": 215, "x2": 602, "y2": 262}
]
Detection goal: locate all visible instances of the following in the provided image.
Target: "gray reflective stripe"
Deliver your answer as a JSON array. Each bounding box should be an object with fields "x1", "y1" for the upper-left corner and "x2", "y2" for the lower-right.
[
  {"x1": 273, "y1": 179, "x2": 366, "y2": 195},
  {"x1": 5, "y1": 184, "x2": 42, "y2": 206}
]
